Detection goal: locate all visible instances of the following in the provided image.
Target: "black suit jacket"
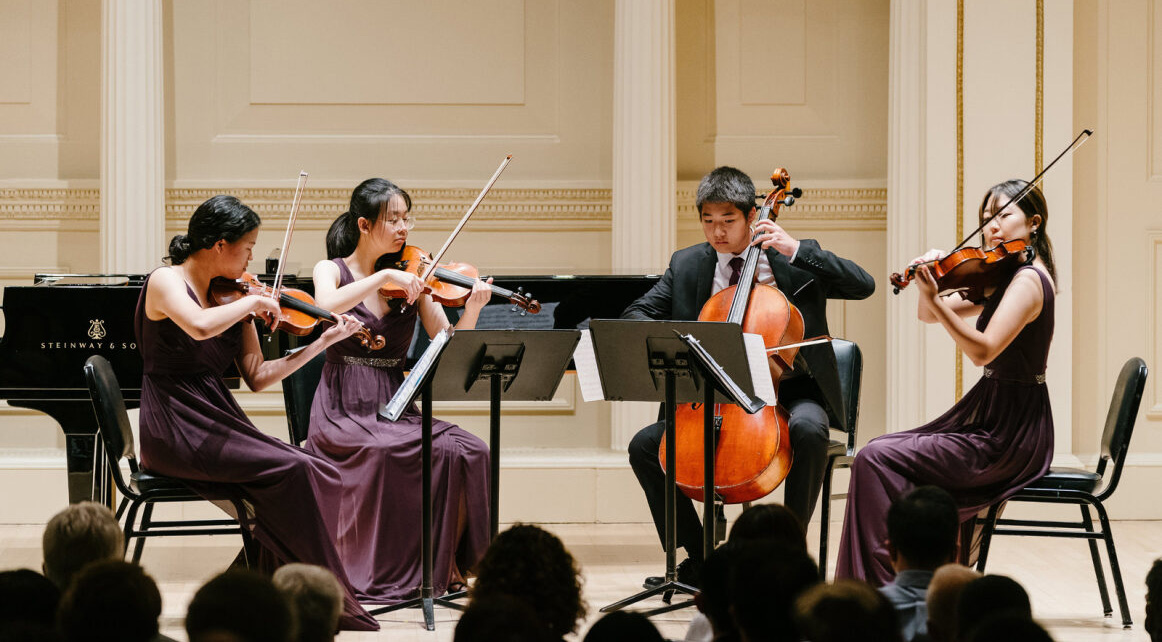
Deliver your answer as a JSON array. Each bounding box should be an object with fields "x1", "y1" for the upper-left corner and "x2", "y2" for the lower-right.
[{"x1": 620, "y1": 240, "x2": 874, "y2": 430}]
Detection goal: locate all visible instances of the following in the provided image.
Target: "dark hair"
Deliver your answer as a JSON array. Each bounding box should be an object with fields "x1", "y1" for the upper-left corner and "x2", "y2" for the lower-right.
[
  {"x1": 956, "y1": 574, "x2": 1032, "y2": 641},
  {"x1": 581, "y1": 611, "x2": 665, "y2": 642},
  {"x1": 964, "y1": 612, "x2": 1053, "y2": 642},
  {"x1": 454, "y1": 594, "x2": 554, "y2": 642},
  {"x1": 0, "y1": 569, "x2": 59, "y2": 631},
  {"x1": 729, "y1": 502, "x2": 806, "y2": 550},
  {"x1": 793, "y1": 579, "x2": 902, "y2": 642},
  {"x1": 696, "y1": 166, "x2": 757, "y2": 217},
  {"x1": 326, "y1": 178, "x2": 412, "y2": 259},
  {"x1": 56, "y1": 560, "x2": 162, "y2": 642},
  {"x1": 168, "y1": 195, "x2": 260, "y2": 265},
  {"x1": 697, "y1": 541, "x2": 740, "y2": 637},
  {"x1": 1146, "y1": 558, "x2": 1162, "y2": 640},
  {"x1": 186, "y1": 570, "x2": 292, "y2": 642},
  {"x1": 887, "y1": 485, "x2": 959, "y2": 569},
  {"x1": 729, "y1": 540, "x2": 820, "y2": 642},
  {"x1": 471, "y1": 524, "x2": 586, "y2": 638},
  {"x1": 978, "y1": 180, "x2": 1056, "y2": 285}
]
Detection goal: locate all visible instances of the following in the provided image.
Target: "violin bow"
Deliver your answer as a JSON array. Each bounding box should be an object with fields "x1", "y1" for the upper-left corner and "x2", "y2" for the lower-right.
[
  {"x1": 272, "y1": 170, "x2": 309, "y2": 296},
  {"x1": 950, "y1": 129, "x2": 1092, "y2": 254},
  {"x1": 418, "y1": 155, "x2": 513, "y2": 282}
]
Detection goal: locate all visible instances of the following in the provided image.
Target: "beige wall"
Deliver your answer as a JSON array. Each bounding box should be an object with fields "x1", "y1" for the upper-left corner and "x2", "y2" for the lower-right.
[{"x1": 0, "y1": 0, "x2": 1016, "y2": 526}]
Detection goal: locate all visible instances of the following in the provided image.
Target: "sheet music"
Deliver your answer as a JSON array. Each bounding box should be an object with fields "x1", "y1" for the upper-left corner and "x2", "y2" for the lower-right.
[
  {"x1": 743, "y1": 332, "x2": 777, "y2": 406},
  {"x1": 380, "y1": 327, "x2": 450, "y2": 421},
  {"x1": 572, "y1": 330, "x2": 605, "y2": 402}
]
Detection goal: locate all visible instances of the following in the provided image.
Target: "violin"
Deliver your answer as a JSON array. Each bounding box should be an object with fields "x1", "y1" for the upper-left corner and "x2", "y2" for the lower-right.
[
  {"x1": 209, "y1": 272, "x2": 386, "y2": 351},
  {"x1": 376, "y1": 245, "x2": 540, "y2": 313},
  {"x1": 661, "y1": 168, "x2": 803, "y2": 504},
  {"x1": 889, "y1": 239, "x2": 1034, "y2": 303}
]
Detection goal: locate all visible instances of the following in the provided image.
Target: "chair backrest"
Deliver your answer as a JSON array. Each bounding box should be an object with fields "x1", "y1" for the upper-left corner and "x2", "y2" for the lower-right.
[
  {"x1": 280, "y1": 351, "x2": 327, "y2": 447},
  {"x1": 832, "y1": 339, "x2": 863, "y2": 451},
  {"x1": 83, "y1": 355, "x2": 137, "y2": 493},
  {"x1": 1095, "y1": 357, "x2": 1148, "y2": 497}
]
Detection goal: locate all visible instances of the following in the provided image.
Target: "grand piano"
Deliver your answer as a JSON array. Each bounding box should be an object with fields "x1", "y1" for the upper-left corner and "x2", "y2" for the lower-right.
[{"x1": 0, "y1": 272, "x2": 659, "y2": 504}]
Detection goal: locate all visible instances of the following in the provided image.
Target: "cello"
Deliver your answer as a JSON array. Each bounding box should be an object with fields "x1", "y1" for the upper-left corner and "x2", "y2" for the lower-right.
[{"x1": 660, "y1": 168, "x2": 803, "y2": 504}]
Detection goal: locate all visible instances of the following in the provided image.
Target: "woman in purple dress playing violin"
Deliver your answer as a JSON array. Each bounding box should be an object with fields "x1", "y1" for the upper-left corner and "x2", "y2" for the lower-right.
[
  {"x1": 135, "y1": 195, "x2": 378, "y2": 630},
  {"x1": 836, "y1": 180, "x2": 1058, "y2": 584},
  {"x1": 307, "y1": 178, "x2": 493, "y2": 603}
]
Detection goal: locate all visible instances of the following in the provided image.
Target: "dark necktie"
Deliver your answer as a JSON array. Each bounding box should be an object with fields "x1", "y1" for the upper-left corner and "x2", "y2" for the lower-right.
[{"x1": 728, "y1": 256, "x2": 744, "y2": 286}]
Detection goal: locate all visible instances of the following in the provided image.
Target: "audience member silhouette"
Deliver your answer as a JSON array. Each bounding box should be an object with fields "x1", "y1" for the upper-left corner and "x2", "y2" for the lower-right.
[
  {"x1": 955, "y1": 574, "x2": 1032, "y2": 641},
  {"x1": 730, "y1": 540, "x2": 820, "y2": 642},
  {"x1": 964, "y1": 612, "x2": 1054, "y2": 642},
  {"x1": 41, "y1": 502, "x2": 123, "y2": 590},
  {"x1": 1147, "y1": 558, "x2": 1162, "y2": 642},
  {"x1": 727, "y1": 503, "x2": 806, "y2": 547},
  {"x1": 272, "y1": 564, "x2": 343, "y2": 642},
  {"x1": 582, "y1": 611, "x2": 665, "y2": 642},
  {"x1": 794, "y1": 579, "x2": 902, "y2": 642},
  {"x1": 55, "y1": 560, "x2": 164, "y2": 642},
  {"x1": 454, "y1": 594, "x2": 554, "y2": 642},
  {"x1": 470, "y1": 524, "x2": 586, "y2": 640},
  {"x1": 879, "y1": 486, "x2": 959, "y2": 641},
  {"x1": 924, "y1": 564, "x2": 980, "y2": 642},
  {"x1": 186, "y1": 570, "x2": 292, "y2": 642},
  {"x1": 0, "y1": 569, "x2": 59, "y2": 638}
]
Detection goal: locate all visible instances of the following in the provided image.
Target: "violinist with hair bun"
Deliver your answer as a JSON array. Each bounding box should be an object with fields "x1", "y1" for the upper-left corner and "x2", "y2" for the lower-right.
[
  {"x1": 307, "y1": 178, "x2": 492, "y2": 604},
  {"x1": 837, "y1": 179, "x2": 1058, "y2": 585},
  {"x1": 135, "y1": 195, "x2": 377, "y2": 631}
]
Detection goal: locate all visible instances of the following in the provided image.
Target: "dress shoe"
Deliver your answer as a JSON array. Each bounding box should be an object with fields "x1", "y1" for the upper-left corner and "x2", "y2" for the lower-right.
[{"x1": 642, "y1": 556, "x2": 701, "y2": 589}]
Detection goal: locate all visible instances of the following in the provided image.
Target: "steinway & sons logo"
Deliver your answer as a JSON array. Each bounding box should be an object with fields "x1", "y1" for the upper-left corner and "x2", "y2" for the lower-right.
[{"x1": 39, "y1": 318, "x2": 137, "y2": 351}]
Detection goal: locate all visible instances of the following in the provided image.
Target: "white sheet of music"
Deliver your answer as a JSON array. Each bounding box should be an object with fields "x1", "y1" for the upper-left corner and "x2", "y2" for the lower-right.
[
  {"x1": 743, "y1": 332, "x2": 777, "y2": 406},
  {"x1": 572, "y1": 330, "x2": 606, "y2": 402}
]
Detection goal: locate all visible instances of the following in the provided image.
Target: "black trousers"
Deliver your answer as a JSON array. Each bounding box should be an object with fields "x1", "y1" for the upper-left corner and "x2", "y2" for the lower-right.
[{"x1": 627, "y1": 391, "x2": 830, "y2": 558}]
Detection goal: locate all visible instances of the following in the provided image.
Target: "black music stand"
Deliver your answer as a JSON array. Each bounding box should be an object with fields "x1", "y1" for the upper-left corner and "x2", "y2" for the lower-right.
[
  {"x1": 586, "y1": 319, "x2": 766, "y2": 615},
  {"x1": 370, "y1": 328, "x2": 580, "y2": 630}
]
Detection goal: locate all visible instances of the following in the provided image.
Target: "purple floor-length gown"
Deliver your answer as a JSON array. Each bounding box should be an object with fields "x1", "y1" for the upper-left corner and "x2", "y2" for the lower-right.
[
  {"x1": 304, "y1": 258, "x2": 491, "y2": 603},
  {"x1": 836, "y1": 266, "x2": 1056, "y2": 585},
  {"x1": 134, "y1": 274, "x2": 378, "y2": 631}
]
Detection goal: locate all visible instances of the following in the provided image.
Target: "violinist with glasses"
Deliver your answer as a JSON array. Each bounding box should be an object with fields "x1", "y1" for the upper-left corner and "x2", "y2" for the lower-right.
[
  {"x1": 135, "y1": 195, "x2": 378, "y2": 631},
  {"x1": 836, "y1": 179, "x2": 1058, "y2": 585}
]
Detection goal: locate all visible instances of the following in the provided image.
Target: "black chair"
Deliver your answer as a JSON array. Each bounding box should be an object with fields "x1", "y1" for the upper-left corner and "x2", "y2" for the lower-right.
[
  {"x1": 974, "y1": 357, "x2": 1148, "y2": 629},
  {"x1": 280, "y1": 351, "x2": 327, "y2": 447},
  {"x1": 83, "y1": 355, "x2": 253, "y2": 564},
  {"x1": 815, "y1": 338, "x2": 863, "y2": 579}
]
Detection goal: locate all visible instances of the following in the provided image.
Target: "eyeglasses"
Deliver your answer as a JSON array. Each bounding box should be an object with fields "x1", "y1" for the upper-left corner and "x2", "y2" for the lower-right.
[{"x1": 383, "y1": 216, "x2": 416, "y2": 231}]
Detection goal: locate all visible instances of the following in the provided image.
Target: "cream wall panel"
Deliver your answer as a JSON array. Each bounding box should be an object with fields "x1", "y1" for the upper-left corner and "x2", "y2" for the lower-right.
[
  {"x1": 712, "y1": 0, "x2": 888, "y2": 180},
  {"x1": 0, "y1": 0, "x2": 33, "y2": 105},
  {"x1": 249, "y1": 0, "x2": 524, "y2": 105},
  {"x1": 676, "y1": 0, "x2": 716, "y2": 180},
  {"x1": 170, "y1": 0, "x2": 614, "y2": 182},
  {"x1": 0, "y1": 0, "x2": 59, "y2": 178}
]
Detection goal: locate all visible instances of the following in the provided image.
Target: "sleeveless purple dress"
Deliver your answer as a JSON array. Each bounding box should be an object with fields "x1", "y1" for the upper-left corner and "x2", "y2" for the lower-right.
[
  {"x1": 134, "y1": 274, "x2": 378, "y2": 631},
  {"x1": 304, "y1": 258, "x2": 491, "y2": 603},
  {"x1": 836, "y1": 266, "x2": 1056, "y2": 585}
]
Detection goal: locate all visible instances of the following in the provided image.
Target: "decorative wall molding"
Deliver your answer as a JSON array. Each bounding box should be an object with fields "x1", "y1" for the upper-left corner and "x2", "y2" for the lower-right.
[
  {"x1": 1149, "y1": 232, "x2": 1162, "y2": 418},
  {"x1": 0, "y1": 184, "x2": 887, "y2": 233}
]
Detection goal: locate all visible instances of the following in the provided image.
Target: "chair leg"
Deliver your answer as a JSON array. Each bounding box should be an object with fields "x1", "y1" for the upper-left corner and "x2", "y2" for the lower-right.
[
  {"x1": 114, "y1": 497, "x2": 129, "y2": 521},
  {"x1": 974, "y1": 503, "x2": 1000, "y2": 573},
  {"x1": 229, "y1": 498, "x2": 257, "y2": 569},
  {"x1": 1092, "y1": 500, "x2": 1132, "y2": 628},
  {"x1": 122, "y1": 499, "x2": 143, "y2": 560},
  {"x1": 1080, "y1": 504, "x2": 1113, "y2": 617},
  {"x1": 132, "y1": 503, "x2": 154, "y2": 564},
  {"x1": 817, "y1": 460, "x2": 835, "y2": 580}
]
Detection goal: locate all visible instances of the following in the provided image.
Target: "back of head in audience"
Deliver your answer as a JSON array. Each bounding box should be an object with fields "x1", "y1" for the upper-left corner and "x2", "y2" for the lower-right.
[
  {"x1": 582, "y1": 611, "x2": 664, "y2": 642},
  {"x1": 964, "y1": 612, "x2": 1054, "y2": 642},
  {"x1": 56, "y1": 560, "x2": 162, "y2": 642},
  {"x1": 272, "y1": 564, "x2": 342, "y2": 642},
  {"x1": 471, "y1": 523, "x2": 586, "y2": 639},
  {"x1": 955, "y1": 574, "x2": 1031, "y2": 642},
  {"x1": 186, "y1": 569, "x2": 292, "y2": 642},
  {"x1": 696, "y1": 542, "x2": 740, "y2": 639},
  {"x1": 42, "y1": 501, "x2": 124, "y2": 589},
  {"x1": 728, "y1": 503, "x2": 806, "y2": 550},
  {"x1": 0, "y1": 569, "x2": 59, "y2": 631},
  {"x1": 794, "y1": 579, "x2": 902, "y2": 642},
  {"x1": 925, "y1": 564, "x2": 981, "y2": 642},
  {"x1": 1147, "y1": 558, "x2": 1162, "y2": 642},
  {"x1": 887, "y1": 486, "x2": 958, "y2": 572},
  {"x1": 729, "y1": 540, "x2": 820, "y2": 642},
  {"x1": 454, "y1": 593, "x2": 553, "y2": 642}
]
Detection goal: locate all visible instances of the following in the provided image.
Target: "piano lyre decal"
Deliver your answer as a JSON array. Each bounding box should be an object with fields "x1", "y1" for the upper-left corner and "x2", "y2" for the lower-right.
[{"x1": 87, "y1": 319, "x2": 107, "y2": 340}]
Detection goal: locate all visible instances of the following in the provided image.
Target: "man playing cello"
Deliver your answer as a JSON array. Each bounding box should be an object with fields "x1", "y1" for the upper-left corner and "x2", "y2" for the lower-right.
[{"x1": 621, "y1": 166, "x2": 874, "y2": 586}]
